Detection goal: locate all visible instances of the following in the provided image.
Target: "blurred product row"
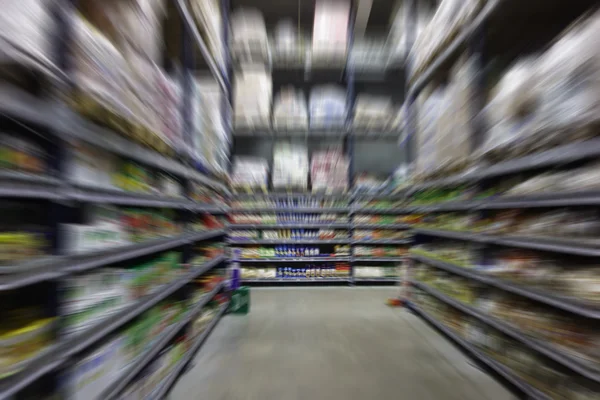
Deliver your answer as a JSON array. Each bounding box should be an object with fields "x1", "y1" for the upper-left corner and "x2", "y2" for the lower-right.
[
  {"x1": 234, "y1": 79, "x2": 402, "y2": 131},
  {"x1": 231, "y1": 144, "x2": 349, "y2": 192},
  {"x1": 1, "y1": 0, "x2": 230, "y2": 174},
  {"x1": 412, "y1": 8, "x2": 600, "y2": 181}
]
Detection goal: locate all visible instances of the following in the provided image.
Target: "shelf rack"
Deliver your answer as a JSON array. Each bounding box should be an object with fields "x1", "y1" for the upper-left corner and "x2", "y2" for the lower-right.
[
  {"x1": 0, "y1": 1, "x2": 234, "y2": 398},
  {"x1": 231, "y1": 192, "x2": 410, "y2": 284}
]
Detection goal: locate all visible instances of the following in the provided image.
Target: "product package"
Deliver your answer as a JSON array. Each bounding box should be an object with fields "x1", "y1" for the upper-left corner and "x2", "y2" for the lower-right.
[
  {"x1": 272, "y1": 87, "x2": 309, "y2": 130},
  {"x1": 233, "y1": 66, "x2": 272, "y2": 128},
  {"x1": 310, "y1": 148, "x2": 349, "y2": 193},
  {"x1": 309, "y1": 85, "x2": 347, "y2": 128},
  {"x1": 312, "y1": 0, "x2": 350, "y2": 61},
  {"x1": 230, "y1": 8, "x2": 269, "y2": 61},
  {"x1": 272, "y1": 143, "x2": 309, "y2": 189}
]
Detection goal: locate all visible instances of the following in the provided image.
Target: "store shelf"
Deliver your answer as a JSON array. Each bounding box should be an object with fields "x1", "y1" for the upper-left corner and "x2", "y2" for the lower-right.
[
  {"x1": 414, "y1": 228, "x2": 600, "y2": 256},
  {"x1": 351, "y1": 207, "x2": 412, "y2": 214},
  {"x1": 67, "y1": 185, "x2": 194, "y2": 208},
  {"x1": 242, "y1": 278, "x2": 350, "y2": 283},
  {"x1": 354, "y1": 278, "x2": 398, "y2": 283},
  {"x1": 0, "y1": 255, "x2": 225, "y2": 399},
  {"x1": 235, "y1": 257, "x2": 351, "y2": 263},
  {"x1": 0, "y1": 230, "x2": 226, "y2": 291},
  {"x1": 410, "y1": 252, "x2": 600, "y2": 320},
  {"x1": 234, "y1": 192, "x2": 349, "y2": 199},
  {"x1": 0, "y1": 83, "x2": 57, "y2": 128},
  {"x1": 411, "y1": 201, "x2": 480, "y2": 212},
  {"x1": 406, "y1": 302, "x2": 550, "y2": 400},
  {"x1": 64, "y1": 230, "x2": 226, "y2": 274},
  {"x1": 174, "y1": 0, "x2": 226, "y2": 92},
  {"x1": 150, "y1": 302, "x2": 229, "y2": 399},
  {"x1": 411, "y1": 280, "x2": 600, "y2": 383},
  {"x1": 228, "y1": 239, "x2": 351, "y2": 244},
  {"x1": 0, "y1": 171, "x2": 63, "y2": 200},
  {"x1": 352, "y1": 239, "x2": 412, "y2": 245},
  {"x1": 231, "y1": 207, "x2": 350, "y2": 213},
  {"x1": 229, "y1": 223, "x2": 351, "y2": 229},
  {"x1": 352, "y1": 223, "x2": 412, "y2": 230},
  {"x1": 353, "y1": 257, "x2": 405, "y2": 262},
  {"x1": 101, "y1": 282, "x2": 226, "y2": 399}
]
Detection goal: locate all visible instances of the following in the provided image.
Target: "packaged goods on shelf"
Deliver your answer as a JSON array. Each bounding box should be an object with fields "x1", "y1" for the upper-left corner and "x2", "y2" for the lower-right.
[
  {"x1": 232, "y1": 197, "x2": 347, "y2": 209},
  {"x1": 121, "y1": 337, "x2": 188, "y2": 399},
  {"x1": 241, "y1": 267, "x2": 276, "y2": 279},
  {"x1": 62, "y1": 298, "x2": 187, "y2": 399},
  {"x1": 0, "y1": 202, "x2": 49, "y2": 266},
  {"x1": 272, "y1": 143, "x2": 309, "y2": 189},
  {"x1": 309, "y1": 85, "x2": 347, "y2": 128},
  {"x1": 350, "y1": 38, "x2": 390, "y2": 71},
  {"x1": 60, "y1": 252, "x2": 183, "y2": 336},
  {"x1": 194, "y1": 77, "x2": 229, "y2": 174},
  {"x1": 190, "y1": 214, "x2": 227, "y2": 232},
  {"x1": 354, "y1": 230, "x2": 411, "y2": 240},
  {"x1": 353, "y1": 214, "x2": 417, "y2": 226},
  {"x1": 353, "y1": 173, "x2": 389, "y2": 194},
  {"x1": 480, "y1": 10, "x2": 600, "y2": 160},
  {"x1": 0, "y1": 0, "x2": 56, "y2": 73},
  {"x1": 354, "y1": 266, "x2": 398, "y2": 278},
  {"x1": 272, "y1": 87, "x2": 309, "y2": 130},
  {"x1": 353, "y1": 95, "x2": 393, "y2": 129},
  {"x1": 232, "y1": 213, "x2": 347, "y2": 224},
  {"x1": 354, "y1": 198, "x2": 404, "y2": 209},
  {"x1": 409, "y1": 0, "x2": 481, "y2": 81},
  {"x1": 354, "y1": 246, "x2": 407, "y2": 258},
  {"x1": 190, "y1": 0, "x2": 226, "y2": 70},
  {"x1": 233, "y1": 66, "x2": 272, "y2": 128},
  {"x1": 312, "y1": 0, "x2": 350, "y2": 61},
  {"x1": 272, "y1": 19, "x2": 304, "y2": 62},
  {"x1": 0, "y1": 310, "x2": 54, "y2": 379},
  {"x1": 310, "y1": 148, "x2": 349, "y2": 193},
  {"x1": 230, "y1": 8, "x2": 269, "y2": 60},
  {"x1": 0, "y1": 133, "x2": 48, "y2": 174},
  {"x1": 157, "y1": 72, "x2": 183, "y2": 152},
  {"x1": 231, "y1": 157, "x2": 269, "y2": 189},
  {"x1": 387, "y1": 1, "x2": 432, "y2": 63}
]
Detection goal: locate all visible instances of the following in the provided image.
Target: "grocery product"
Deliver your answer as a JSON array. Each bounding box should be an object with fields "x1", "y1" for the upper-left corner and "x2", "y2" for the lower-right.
[
  {"x1": 310, "y1": 148, "x2": 349, "y2": 193},
  {"x1": 312, "y1": 0, "x2": 350, "y2": 60},
  {"x1": 272, "y1": 142, "x2": 309, "y2": 189},
  {"x1": 231, "y1": 157, "x2": 269, "y2": 189},
  {"x1": 0, "y1": 132, "x2": 48, "y2": 174},
  {"x1": 309, "y1": 85, "x2": 347, "y2": 128},
  {"x1": 233, "y1": 66, "x2": 271, "y2": 128},
  {"x1": 272, "y1": 87, "x2": 309, "y2": 130}
]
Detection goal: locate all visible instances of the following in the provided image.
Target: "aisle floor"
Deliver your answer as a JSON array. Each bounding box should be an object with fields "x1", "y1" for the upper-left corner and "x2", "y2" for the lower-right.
[{"x1": 172, "y1": 288, "x2": 513, "y2": 400}]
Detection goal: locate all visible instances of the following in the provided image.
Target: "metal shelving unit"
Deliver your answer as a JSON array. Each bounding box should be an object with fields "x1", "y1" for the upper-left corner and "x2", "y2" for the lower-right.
[{"x1": 0, "y1": 1, "x2": 233, "y2": 398}]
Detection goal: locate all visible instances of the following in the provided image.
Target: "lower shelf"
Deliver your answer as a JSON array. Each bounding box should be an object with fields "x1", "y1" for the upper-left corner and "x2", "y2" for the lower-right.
[
  {"x1": 150, "y1": 302, "x2": 229, "y2": 399},
  {"x1": 407, "y1": 302, "x2": 550, "y2": 400},
  {"x1": 354, "y1": 278, "x2": 398, "y2": 283}
]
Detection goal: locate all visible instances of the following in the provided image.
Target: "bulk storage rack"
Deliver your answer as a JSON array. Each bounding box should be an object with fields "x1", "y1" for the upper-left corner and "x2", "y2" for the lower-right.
[
  {"x1": 399, "y1": 0, "x2": 600, "y2": 398},
  {"x1": 0, "y1": 1, "x2": 232, "y2": 399},
  {"x1": 226, "y1": 0, "x2": 411, "y2": 286}
]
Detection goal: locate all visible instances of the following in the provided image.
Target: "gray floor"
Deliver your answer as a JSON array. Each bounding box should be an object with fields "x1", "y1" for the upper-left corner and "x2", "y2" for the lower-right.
[{"x1": 172, "y1": 288, "x2": 513, "y2": 400}]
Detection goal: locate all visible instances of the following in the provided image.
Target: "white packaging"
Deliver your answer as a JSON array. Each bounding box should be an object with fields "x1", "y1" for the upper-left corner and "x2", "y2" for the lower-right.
[
  {"x1": 233, "y1": 66, "x2": 272, "y2": 128},
  {"x1": 0, "y1": 0, "x2": 56, "y2": 74},
  {"x1": 190, "y1": 0, "x2": 226, "y2": 70},
  {"x1": 309, "y1": 84, "x2": 347, "y2": 128},
  {"x1": 231, "y1": 157, "x2": 269, "y2": 188},
  {"x1": 312, "y1": 0, "x2": 350, "y2": 58}
]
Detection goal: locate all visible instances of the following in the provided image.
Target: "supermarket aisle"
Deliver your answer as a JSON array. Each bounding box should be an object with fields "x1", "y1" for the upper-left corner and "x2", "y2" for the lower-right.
[{"x1": 172, "y1": 288, "x2": 512, "y2": 400}]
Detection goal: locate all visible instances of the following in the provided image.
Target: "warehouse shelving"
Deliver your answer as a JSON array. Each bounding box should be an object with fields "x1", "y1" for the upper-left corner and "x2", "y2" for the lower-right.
[
  {"x1": 411, "y1": 280, "x2": 600, "y2": 383},
  {"x1": 410, "y1": 253, "x2": 600, "y2": 320},
  {"x1": 0, "y1": 254, "x2": 227, "y2": 399},
  {"x1": 406, "y1": 302, "x2": 550, "y2": 400}
]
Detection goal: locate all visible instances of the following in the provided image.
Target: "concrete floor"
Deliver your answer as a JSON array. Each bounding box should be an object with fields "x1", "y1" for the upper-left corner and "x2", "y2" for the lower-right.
[{"x1": 172, "y1": 288, "x2": 513, "y2": 400}]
